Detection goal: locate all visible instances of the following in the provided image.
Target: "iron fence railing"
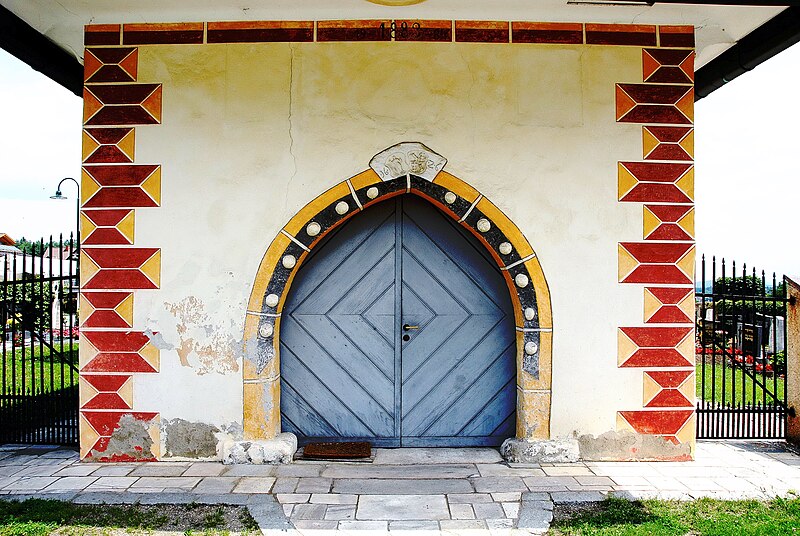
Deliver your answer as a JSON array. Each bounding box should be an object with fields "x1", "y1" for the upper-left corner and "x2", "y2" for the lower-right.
[
  {"x1": 0, "y1": 235, "x2": 79, "y2": 446},
  {"x1": 696, "y1": 255, "x2": 788, "y2": 439}
]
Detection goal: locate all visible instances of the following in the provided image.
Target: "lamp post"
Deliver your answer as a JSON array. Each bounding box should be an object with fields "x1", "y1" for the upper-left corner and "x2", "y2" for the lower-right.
[{"x1": 50, "y1": 177, "x2": 80, "y2": 256}]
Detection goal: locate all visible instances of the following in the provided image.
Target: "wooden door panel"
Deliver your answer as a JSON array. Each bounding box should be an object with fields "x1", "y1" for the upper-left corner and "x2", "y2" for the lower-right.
[{"x1": 281, "y1": 194, "x2": 515, "y2": 447}]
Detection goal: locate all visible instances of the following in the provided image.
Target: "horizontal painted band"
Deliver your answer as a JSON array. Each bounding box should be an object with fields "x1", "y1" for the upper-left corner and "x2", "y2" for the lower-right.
[{"x1": 515, "y1": 327, "x2": 552, "y2": 332}]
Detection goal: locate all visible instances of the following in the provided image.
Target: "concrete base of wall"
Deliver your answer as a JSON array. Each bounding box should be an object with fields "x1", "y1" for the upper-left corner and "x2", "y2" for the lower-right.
[
  {"x1": 218, "y1": 433, "x2": 298, "y2": 464},
  {"x1": 577, "y1": 431, "x2": 692, "y2": 461},
  {"x1": 500, "y1": 438, "x2": 580, "y2": 463}
]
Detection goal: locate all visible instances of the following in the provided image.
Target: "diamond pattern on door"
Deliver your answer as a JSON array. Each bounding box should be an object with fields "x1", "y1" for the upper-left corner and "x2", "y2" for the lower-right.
[{"x1": 280, "y1": 196, "x2": 515, "y2": 447}]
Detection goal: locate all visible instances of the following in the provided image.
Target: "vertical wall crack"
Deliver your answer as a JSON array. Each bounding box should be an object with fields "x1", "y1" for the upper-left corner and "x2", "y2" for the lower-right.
[{"x1": 285, "y1": 43, "x2": 298, "y2": 213}]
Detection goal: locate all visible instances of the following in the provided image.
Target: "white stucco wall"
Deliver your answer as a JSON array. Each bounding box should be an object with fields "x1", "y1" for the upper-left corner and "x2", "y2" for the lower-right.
[{"x1": 129, "y1": 41, "x2": 645, "y2": 442}]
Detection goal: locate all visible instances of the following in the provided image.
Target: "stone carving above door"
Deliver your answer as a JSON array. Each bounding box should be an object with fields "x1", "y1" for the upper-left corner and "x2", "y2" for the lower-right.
[{"x1": 369, "y1": 142, "x2": 447, "y2": 182}]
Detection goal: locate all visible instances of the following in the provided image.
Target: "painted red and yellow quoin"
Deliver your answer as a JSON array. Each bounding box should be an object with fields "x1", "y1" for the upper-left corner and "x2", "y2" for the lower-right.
[{"x1": 615, "y1": 30, "x2": 697, "y2": 458}]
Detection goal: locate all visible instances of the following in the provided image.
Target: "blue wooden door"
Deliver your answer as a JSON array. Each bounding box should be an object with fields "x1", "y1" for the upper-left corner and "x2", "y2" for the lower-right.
[{"x1": 280, "y1": 196, "x2": 515, "y2": 447}]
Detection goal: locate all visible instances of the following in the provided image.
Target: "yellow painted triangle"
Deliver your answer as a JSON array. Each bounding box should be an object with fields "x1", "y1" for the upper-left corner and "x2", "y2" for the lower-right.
[
  {"x1": 117, "y1": 210, "x2": 135, "y2": 244},
  {"x1": 676, "y1": 246, "x2": 695, "y2": 281},
  {"x1": 141, "y1": 167, "x2": 161, "y2": 206},
  {"x1": 82, "y1": 130, "x2": 100, "y2": 162},
  {"x1": 676, "y1": 328, "x2": 695, "y2": 363},
  {"x1": 80, "y1": 252, "x2": 100, "y2": 285},
  {"x1": 115, "y1": 293, "x2": 134, "y2": 326},
  {"x1": 79, "y1": 377, "x2": 99, "y2": 408},
  {"x1": 642, "y1": 205, "x2": 661, "y2": 239},
  {"x1": 140, "y1": 342, "x2": 160, "y2": 372},
  {"x1": 678, "y1": 292, "x2": 695, "y2": 320},
  {"x1": 675, "y1": 167, "x2": 694, "y2": 201},
  {"x1": 618, "y1": 244, "x2": 638, "y2": 283},
  {"x1": 141, "y1": 85, "x2": 163, "y2": 123},
  {"x1": 679, "y1": 129, "x2": 694, "y2": 158},
  {"x1": 79, "y1": 334, "x2": 98, "y2": 370},
  {"x1": 675, "y1": 88, "x2": 695, "y2": 122},
  {"x1": 616, "y1": 412, "x2": 635, "y2": 433},
  {"x1": 677, "y1": 207, "x2": 695, "y2": 238},
  {"x1": 83, "y1": 50, "x2": 102, "y2": 81},
  {"x1": 118, "y1": 128, "x2": 136, "y2": 161},
  {"x1": 642, "y1": 49, "x2": 660, "y2": 81},
  {"x1": 118, "y1": 376, "x2": 134, "y2": 408},
  {"x1": 79, "y1": 212, "x2": 97, "y2": 243},
  {"x1": 642, "y1": 127, "x2": 659, "y2": 158},
  {"x1": 618, "y1": 164, "x2": 638, "y2": 201},
  {"x1": 119, "y1": 48, "x2": 139, "y2": 80},
  {"x1": 81, "y1": 169, "x2": 101, "y2": 206},
  {"x1": 78, "y1": 294, "x2": 95, "y2": 324},
  {"x1": 675, "y1": 414, "x2": 696, "y2": 452},
  {"x1": 82, "y1": 88, "x2": 103, "y2": 124},
  {"x1": 615, "y1": 85, "x2": 636, "y2": 121},
  {"x1": 643, "y1": 373, "x2": 661, "y2": 406},
  {"x1": 617, "y1": 328, "x2": 638, "y2": 366},
  {"x1": 140, "y1": 249, "x2": 161, "y2": 287},
  {"x1": 79, "y1": 413, "x2": 101, "y2": 459},
  {"x1": 678, "y1": 373, "x2": 695, "y2": 403},
  {"x1": 643, "y1": 288, "x2": 662, "y2": 322}
]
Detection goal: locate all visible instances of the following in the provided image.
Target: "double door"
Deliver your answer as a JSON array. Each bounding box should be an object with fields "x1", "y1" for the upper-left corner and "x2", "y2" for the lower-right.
[{"x1": 280, "y1": 196, "x2": 515, "y2": 446}]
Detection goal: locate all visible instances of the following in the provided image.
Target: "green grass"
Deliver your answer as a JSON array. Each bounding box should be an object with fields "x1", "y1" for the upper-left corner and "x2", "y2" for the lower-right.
[
  {"x1": 0, "y1": 499, "x2": 259, "y2": 535},
  {"x1": 1, "y1": 343, "x2": 78, "y2": 395},
  {"x1": 696, "y1": 363, "x2": 785, "y2": 406},
  {"x1": 551, "y1": 496, "x2": 800, "y2": 535}
]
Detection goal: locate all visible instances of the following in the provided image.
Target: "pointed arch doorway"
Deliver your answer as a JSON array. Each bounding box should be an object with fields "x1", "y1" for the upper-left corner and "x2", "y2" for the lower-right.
[{"x1": 280, "y1": 196, "x2": 516, "y2": 447}]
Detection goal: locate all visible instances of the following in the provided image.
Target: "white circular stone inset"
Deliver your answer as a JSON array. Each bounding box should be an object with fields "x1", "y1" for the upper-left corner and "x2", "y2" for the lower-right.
[
  {"x1": 444, "y1": 191, "x2": 457, "y2": 204},
  {"x1": 259, "y1": 324, "x2": 274, "y2": 338},
  {"x1": 524, "y1": 307, "x2": 536, "y2": 321},
  {"x1": 306, "y1": 221, "x2": 321, "y2": 237},
  {"x1": 476, "y1": 218, "x2": 491, "y2": 233},
  {"x1": 282, "y1": 255, "x2": 296, "y2": 269},
  {"x1": 515, "y1": 273, "x2": 529, "y2": 288},
  {"x1": 265, "y1": 294, "x2": 279, "y2": 307},
  {"x1": 525, "y1": 341, "x2": 538, "y2": 355},
  {"x1": 366, "y1": 187, "x2": 379, "y2": 199},
  {"x1": 499, "y1": 242, "x2": 513, "y2": 255},
  {"x1": 335, "y1": 201, "x2": 349, "y2": 215}
]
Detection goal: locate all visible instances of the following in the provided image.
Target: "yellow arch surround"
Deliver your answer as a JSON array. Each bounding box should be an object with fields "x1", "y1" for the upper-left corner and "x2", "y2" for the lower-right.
[{"x1": 242, "y1": 168, "x2": 553, "y2": 443}]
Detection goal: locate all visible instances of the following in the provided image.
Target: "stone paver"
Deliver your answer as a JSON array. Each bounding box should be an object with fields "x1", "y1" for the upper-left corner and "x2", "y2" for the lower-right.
[
  {"x1": 0, "y1": 442, "x2": 799, "y2": 534},
  {"x1": 232, "y1": 476, "x2": 275, "y2": 494},
  {"x1": 335, "y1": 478, "x2": 473, "y2": 495},
  {"x1": 295, "y1": 477, "x2": 333, "y2": 493},
  {"x1": 358, "y1": 495, "x2": 450, "y2": 520},
  {"x1": 324, "y1": 504, "x2": 357, "y2": 520},
  {"x1": 192, "y1": 477, "x2": 239, "y2": 493},
  {"x1": 311, "y1": 493, "x2": 358, "y2": 504},
  {"x1": 448, "y1": 503, "x2": 475, "y2": 519},
  {"x1": 84, "y1": 476, "x2": 138, "y2": 491}
]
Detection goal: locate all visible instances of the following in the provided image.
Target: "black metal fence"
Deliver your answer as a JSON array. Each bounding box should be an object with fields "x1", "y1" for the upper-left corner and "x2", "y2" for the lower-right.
[
  {"x1": 0, "y1": 236, "x2": 79, "y2": 446},
  {"x1": 696, "y1": 255, "x2": 788, "y2": 439}
]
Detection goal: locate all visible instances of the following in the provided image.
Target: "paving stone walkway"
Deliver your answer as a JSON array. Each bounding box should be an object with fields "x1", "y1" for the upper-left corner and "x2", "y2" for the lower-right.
[{"x1": 0, "y1": 441, "x2": 798, "y2": 534}]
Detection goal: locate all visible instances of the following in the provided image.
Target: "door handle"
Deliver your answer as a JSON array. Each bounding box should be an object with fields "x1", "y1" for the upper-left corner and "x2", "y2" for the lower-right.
[{"x1": 403, "y1": 324, "x2": 419, "y2": 331}]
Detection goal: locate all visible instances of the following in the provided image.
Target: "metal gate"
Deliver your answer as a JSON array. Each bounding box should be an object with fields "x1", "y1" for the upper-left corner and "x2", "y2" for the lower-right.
[
  {"x1": 696, "y1": 255, "x2": 788, "y2": 439},
  {"x1": 0, "y1": 235, "x2": 79, "y2": 446}
]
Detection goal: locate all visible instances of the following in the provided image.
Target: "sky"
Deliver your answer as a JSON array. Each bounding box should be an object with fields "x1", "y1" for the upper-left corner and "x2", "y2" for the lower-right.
[{"x1": 0, "y1": 43, "x2": 798, "y2": 276}]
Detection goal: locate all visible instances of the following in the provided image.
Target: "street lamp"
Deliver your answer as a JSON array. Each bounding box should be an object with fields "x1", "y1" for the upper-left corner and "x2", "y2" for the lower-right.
[{"x1": 50, "y1": 177, "x2": 80, "y2": 255}]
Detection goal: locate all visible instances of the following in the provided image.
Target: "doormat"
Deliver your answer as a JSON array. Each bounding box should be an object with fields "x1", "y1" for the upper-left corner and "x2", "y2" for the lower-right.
[{"x1": 301, "y1": 441, "x2": 372, "y2": 460}]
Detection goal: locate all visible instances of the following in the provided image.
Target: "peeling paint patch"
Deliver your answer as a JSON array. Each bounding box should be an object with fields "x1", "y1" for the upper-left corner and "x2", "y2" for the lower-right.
[
  {"x1": 163, "y1": 296, "x2": 240, "y2": 375},
  {"x1": 163, "y1": 418, "x2": 220, "y2": 458},
  {"x1": 89, "y1": 414, "x2": 159, "y2": 462},
  {"x1": 578, "y1": 430, "x2": 692, "y2": 461}
]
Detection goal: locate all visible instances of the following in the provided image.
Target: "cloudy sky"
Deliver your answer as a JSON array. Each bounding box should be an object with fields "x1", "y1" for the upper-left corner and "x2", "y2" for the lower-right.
[{"x1": 1, "y1": 44, "x2": 798, "y2": 277}]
